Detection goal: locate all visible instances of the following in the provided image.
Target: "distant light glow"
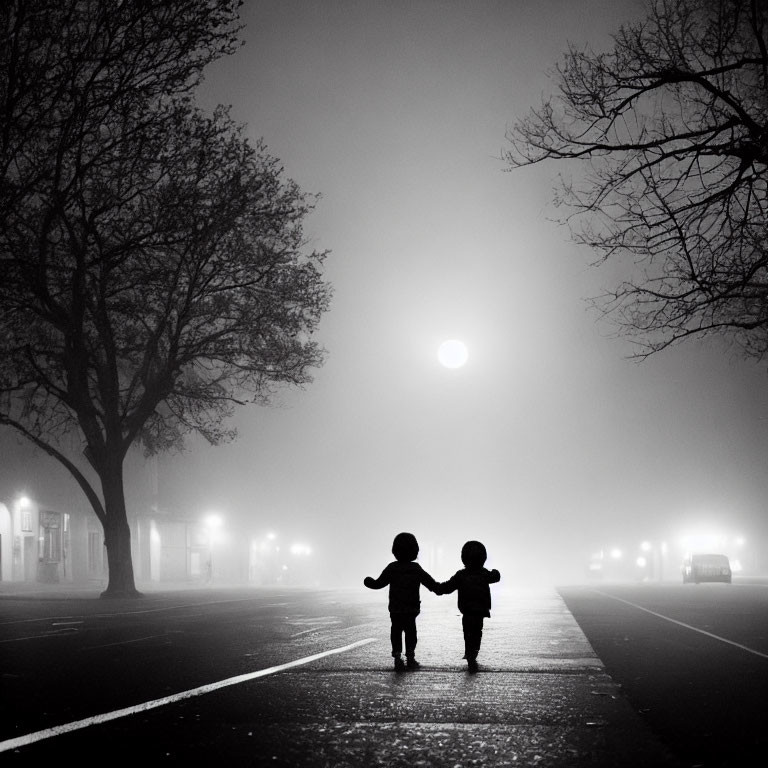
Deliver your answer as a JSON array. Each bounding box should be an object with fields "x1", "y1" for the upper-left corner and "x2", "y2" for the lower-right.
[
  {"x1": 438, "y1": 339, "x2": 468, "y2": 369},
  {"x1": 680, "y1": 529, "x2": 727, "y2": 552},
  {"x1": 204, "y1": 514, "x2": 223, "y2": 530},
  {"x1": 290, "y1": 543, "x2": 312, "y2": 556},
  {"x1": 609, "y1": 548, "x2": 622, "y2": 559}
]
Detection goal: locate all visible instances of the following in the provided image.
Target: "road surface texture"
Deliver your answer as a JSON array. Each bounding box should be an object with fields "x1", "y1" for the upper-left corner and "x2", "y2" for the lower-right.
[
  {"x1": 560, "y1": 583, "x2": 768, "y2": 768},
  {"x1": 0, "y1": 582, "x2": 684, "y2": 766}
]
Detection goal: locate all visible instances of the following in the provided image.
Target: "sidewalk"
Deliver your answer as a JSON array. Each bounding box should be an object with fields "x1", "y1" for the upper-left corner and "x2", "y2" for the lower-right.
[
  {"x1": 293, "y1": 586, "x2": 686, "y2": 768},
  {"x1": 0, "y1": 582, "x2": 683, "y2": 766}
]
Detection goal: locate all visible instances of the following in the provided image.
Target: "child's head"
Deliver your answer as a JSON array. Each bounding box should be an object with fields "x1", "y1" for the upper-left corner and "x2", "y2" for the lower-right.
[
  {"x1": 461, "y1": 540, "x2": 487, "y2": 567},
  {"x1": 392, "y1": 532, "x2": 419, "y2": 562}
]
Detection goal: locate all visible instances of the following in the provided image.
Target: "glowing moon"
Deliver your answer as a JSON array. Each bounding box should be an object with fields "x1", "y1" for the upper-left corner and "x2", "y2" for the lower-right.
[{"x1": 438, "y1": 339, "x2": 468, "y2": 368}]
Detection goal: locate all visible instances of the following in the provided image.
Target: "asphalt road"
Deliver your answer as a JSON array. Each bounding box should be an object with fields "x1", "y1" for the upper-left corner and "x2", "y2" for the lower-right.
[
  {"x1": 559, "y1": 581, "x2": 768, "y2": 768},
  {"x1": 0, "y1": 586, "x2": 376, "y2": 743},
  {"x1": 0, "y1": 581, "x2": 765, "y2": 766}
]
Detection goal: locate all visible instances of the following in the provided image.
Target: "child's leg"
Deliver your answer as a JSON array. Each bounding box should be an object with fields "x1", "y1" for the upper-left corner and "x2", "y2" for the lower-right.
[
  {"x1": 461, "y1": 614, "x2": 483, "y2": 659},
  {"x1": 403, "y1": 614, "x2": 417, "y2": 658},
  {"x1": 390, "y1": 614, "x2": 404, "y2": 658},
  {"x1": 475, "y1": 616, "x2": 485, "y2": 654}
]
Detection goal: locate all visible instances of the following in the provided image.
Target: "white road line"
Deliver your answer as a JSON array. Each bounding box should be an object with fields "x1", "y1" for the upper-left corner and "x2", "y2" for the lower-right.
[
  {"x1": 0, "y1": 628, "x2": 78, "y2": 643},
  {"x1": 290, "y1": 628, "x2": 319, "y2": 639},
  {"x1": 592, "y1": 589, "x2": 768, "y2": 660},
  {"x1": 85, "y1": 633, "x2": 177, "y2": 650},
  {"x1": 0, "y1": 637, "x2": 376, "y2": 754},
  {"x1": 0, "y1": 599, "x2": 291, "y2": 626},
  {"x1": 0, "y1": 616, "x2": 77, "y2": 627}
]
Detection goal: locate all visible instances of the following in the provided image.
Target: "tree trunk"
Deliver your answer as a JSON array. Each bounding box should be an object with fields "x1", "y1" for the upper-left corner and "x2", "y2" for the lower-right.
[{"x1": 100, "y1": 458, "x2": 142, "y2": 599}]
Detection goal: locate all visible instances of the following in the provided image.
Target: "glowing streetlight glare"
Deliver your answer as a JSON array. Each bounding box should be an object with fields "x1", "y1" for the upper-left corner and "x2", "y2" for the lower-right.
[
  {"x1": 609, "y1": 548, "x2": 622, "y2": 559},
  {"x1": 18, "y1": 495, "x2": 31, "y2": 508},
  {"x1": 204, "y1": 514, "x2": 223, "y2": 530},
  {"x1": 437, "y1": 339, "x2": 468, "y2": 369}
]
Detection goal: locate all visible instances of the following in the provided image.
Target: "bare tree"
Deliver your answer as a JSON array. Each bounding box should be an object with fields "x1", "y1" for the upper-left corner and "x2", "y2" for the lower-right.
[
  {"x1": 505, "y1": 0, "x2": 768, "y2": 360},
  {"x1": 0, "y1": 1, "x2": 331, "y2": 597}
]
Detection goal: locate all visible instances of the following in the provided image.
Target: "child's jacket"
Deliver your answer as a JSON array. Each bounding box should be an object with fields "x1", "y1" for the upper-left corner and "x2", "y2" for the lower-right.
[
  {"x1": 365, "y1": 561, "x2": 438, "y2": 614},
  {"x1": 438, "y1": 566, "x2": 500, "y2": 617}
]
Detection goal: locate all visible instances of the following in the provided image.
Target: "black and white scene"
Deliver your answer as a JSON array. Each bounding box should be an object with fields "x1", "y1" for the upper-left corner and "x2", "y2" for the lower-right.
[{"x1": 1, "y1": 1, "x2": 767, "y2": 765}]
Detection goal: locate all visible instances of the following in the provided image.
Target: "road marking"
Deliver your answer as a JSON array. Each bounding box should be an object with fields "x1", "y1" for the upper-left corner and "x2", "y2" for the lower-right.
[
  {"x1": 0, "y1": 637, "x2": 376, "y2": 753},
  {"x1": 0, "y1": 599, "x2": 291, "y2": 626},
  {"x1": 290, "y1": 628, "x2": 319, "y2": 639},
  {"x1": 592, "y1": 590, "x2": 768, "y2": 660},
  {"x1": 82, "y1": 599, "x2": 290, "y2": 619},
  {"x1": 0, "y1": 628, "x2": 79, "y2": 643},
  {"x1": 0, "y1": 615, "x2": 77, "y2": 627},
  {"x1": 85, "y1": 632, "x2": 179, "y2": 650}
]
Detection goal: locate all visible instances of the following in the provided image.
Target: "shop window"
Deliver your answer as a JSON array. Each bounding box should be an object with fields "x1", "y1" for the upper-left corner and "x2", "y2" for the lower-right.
[
  {"x1": 44, "y1": 526, "x2": 60, "y2": 562},
  {"x1": 41, "y1": 511, "x2": 61, "y2": 563}
]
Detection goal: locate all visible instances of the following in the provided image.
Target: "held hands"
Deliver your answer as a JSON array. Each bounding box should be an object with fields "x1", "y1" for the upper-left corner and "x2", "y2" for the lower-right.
[{"x1": 363, "y1": 576, "x2": 375, "y2": 588}]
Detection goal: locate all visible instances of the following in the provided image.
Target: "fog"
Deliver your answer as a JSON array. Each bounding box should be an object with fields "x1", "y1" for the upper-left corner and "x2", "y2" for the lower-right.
[{"x1": 3, "y1": 0, "x2": 768, "y2": 588}]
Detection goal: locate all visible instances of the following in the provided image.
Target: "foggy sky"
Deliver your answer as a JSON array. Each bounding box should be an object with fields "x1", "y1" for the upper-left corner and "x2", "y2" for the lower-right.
[{"x1": 4, "y1": 0, "x2": 768, "y2": 587}]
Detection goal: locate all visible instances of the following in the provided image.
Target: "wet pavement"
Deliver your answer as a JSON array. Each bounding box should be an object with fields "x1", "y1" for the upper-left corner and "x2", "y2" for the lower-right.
[
  {"x1": 0, "y1": 582, "x2": 683, "y2": 766},
  {"x1": 294, "y1": 587, "x2": 685, "y2": 767}
]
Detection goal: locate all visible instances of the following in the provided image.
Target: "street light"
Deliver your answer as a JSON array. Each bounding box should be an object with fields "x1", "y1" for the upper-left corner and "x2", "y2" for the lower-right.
[{"x1": 205, "y1": 514, "x2": 223, "y2": 531}]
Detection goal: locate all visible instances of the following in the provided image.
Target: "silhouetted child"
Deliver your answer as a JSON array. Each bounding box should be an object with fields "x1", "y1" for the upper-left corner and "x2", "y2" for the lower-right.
[
  {"x1": 364, "y1": 532, "x2": 439, "y2": 671},
  {"x1": 437, "y1": 540, "x2": 500, "y2": 673}
]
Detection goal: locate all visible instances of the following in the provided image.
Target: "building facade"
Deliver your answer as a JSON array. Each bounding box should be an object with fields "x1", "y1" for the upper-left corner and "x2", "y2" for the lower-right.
[
  {"x1": 0, "y1": 496, "x2": 106, "y2": 585},
  {"x1": 1, "y1": 496, "x2": 292, "y2": 587}
]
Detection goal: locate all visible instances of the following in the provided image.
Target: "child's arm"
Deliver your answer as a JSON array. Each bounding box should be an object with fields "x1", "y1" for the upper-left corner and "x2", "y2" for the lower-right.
[
  {"x1": 487, "y1": 568, "x2": 501, "y2": 584},
  {"x1": 436, "y1": 572, "x2": 459, "y2": 595},
  {"x1": 364, "y1": 567, "x2": 391, "y2": 589},
  {"x1": 421, "y1": 568, "x2": 443, "y2": 595}
]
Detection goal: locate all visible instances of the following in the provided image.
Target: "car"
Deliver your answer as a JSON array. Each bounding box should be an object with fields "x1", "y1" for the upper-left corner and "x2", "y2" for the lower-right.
[{"x1": 682, "y1": 553, "x2": 732, "y2": 584}]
